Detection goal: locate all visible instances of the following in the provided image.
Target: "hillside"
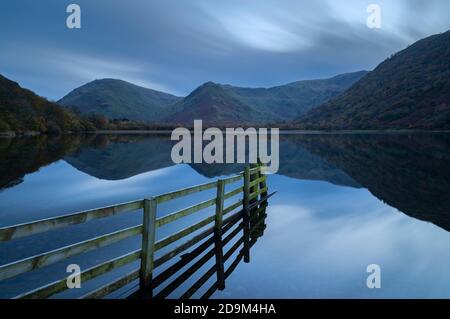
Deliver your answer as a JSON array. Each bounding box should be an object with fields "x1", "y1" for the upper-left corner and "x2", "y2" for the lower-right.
[
  {"x1": 165, "y1": 71, "x2": 367, "y2": 125},
  {"x1": 165, "y1": 82, "x2": 268, "y2": 125},
  {"x1": 58, "y1": 79, "x2": 182, "y2": 121},
  {"x1": 0, "y1": 74, "x2": 94, "y2": 134},
  {"x1": 296, "y1": 31, "x2": 450, "y2": 130}
]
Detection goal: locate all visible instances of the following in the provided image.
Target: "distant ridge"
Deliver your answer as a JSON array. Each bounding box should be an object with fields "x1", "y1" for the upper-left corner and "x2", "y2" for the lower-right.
[
  {"x1": 164, "y1": 71, "x2": 368, "y2": 125},
  {"x1": 58, "y1": 72, "x2": 367, "y2": 125}
]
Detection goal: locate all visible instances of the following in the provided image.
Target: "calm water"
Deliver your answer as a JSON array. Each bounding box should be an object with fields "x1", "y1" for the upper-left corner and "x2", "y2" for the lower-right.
[{"x1": 1, "y1": 133, "x2": 450, "y2": 298}]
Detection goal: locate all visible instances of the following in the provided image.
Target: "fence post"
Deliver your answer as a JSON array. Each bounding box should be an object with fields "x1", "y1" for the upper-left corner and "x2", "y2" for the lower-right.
[
  {"x1": 256, "y1": 162, "x2": 268, "y2": 236},
  {"x1": 139, "y1": 197, "x2": 157, "y2": 297},
  {"x1": 214, "y1": 179, "x2": 226, "y2": 290},
  {"x1": 243, "y1": 166, "x2": 251, "y2": 263},
  {"x1": 249, "y1": 163, "x2": 259, "y2": 241},
  {"x1": 257, "y1": 160, "x2": 268, "y2": 201}
]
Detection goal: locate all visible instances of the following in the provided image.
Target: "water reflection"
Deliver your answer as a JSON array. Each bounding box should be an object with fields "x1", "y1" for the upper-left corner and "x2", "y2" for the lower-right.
[
  {"x1": 290, "y1": 134, "x2": 450, "y2": 232},
  {"x1": 1, "y1": 132, "x2": 450, "y2": 298},
  {"x1": 127, "y1": 201, "x2": 268, "y2": 299},
  {"x1": 65, "y1": 134, "x2": 175, "y2": 180},
  {"x1": 0, "y1": 135, "x2": 85, "y2": 190},
  {"x1": 1, "y1": 133, "x2": 449, "y2": 231}
]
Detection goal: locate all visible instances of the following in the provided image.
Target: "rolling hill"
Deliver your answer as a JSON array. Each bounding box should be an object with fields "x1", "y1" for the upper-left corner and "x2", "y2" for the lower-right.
[
  {"x1": 58, "y1": 79, "x2": 182, "y2": 121},
  {"x1": 59, "y1": 72, "x2": 367, "y2": 125},
  {"x1": 164, "y1": 81, "x2": 268, "y2": 125},
  {"x1": 296, "y1": 31, "x2": 450, "y2": 130},
  {"x1": 165, "y1": 71, "x2": 368, "y2": 125}
]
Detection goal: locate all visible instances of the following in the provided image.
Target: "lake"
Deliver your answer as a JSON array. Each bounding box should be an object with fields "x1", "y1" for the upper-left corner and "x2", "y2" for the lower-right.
[{"x1": 1, "y1": 132, "x2": 450, "y2": 298}]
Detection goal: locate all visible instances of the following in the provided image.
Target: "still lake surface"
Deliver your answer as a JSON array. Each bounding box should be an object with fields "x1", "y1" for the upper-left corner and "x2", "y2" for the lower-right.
[{"x1": 1, "y1": 132, "x2": 450, "y2": 298}]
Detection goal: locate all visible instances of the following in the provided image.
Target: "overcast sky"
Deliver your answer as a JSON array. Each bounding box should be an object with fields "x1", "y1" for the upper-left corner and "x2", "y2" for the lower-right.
[{"x1": 1, "y1": 0, "x2": 449, "y2": 100}]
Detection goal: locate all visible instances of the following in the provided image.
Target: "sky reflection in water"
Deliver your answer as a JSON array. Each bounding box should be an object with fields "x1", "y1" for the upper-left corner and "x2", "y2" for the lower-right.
[{"x1": 1, "y1": 133, "x2": 450, "y2": 298}]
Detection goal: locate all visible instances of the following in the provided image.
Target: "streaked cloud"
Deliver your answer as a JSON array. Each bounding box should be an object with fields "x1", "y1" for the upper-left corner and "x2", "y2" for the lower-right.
[
  {"x1": 0, "y1": 0, "x2": 449, "y2": 99},
  {"x1": 49, "y1": 51, "x2": 175, "y2": 94}
]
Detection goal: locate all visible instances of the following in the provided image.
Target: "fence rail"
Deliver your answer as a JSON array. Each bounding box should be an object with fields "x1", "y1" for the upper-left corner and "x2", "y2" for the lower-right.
[{"x1": 0, "y1": 165, "x2": 272, "y2": 299}]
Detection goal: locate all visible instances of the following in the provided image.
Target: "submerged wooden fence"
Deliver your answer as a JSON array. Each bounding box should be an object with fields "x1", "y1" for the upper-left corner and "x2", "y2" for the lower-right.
[{"x1": 0, "y1": 165, "x2": 274, "y2": 299}]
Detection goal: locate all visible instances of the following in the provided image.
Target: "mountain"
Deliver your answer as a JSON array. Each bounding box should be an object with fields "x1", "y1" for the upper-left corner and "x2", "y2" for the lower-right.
[
  {"x1": 0, "y1": 74, "x2": 94, "y2": 134},
  {"x1": 296, "y1": 31, "x2": 450, "y2": 130},
  {"x1": 165, "y1": 71, "x2": 368, "y2": 125},
  {"x1": 164, "y1": 82, "x2": 268, "y2": 125},
  {"x1": 58, "y1": 79, "x2": 182, "y2": 121}
]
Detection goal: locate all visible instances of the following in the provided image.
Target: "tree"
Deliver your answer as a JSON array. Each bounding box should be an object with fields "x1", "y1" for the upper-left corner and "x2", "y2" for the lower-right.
[
  {"x1": 0, "y1": 119, "x2": 10, "y2": 132},
  {"x1": 89, "y1": 114, "x2": 109, "y2": 130}
]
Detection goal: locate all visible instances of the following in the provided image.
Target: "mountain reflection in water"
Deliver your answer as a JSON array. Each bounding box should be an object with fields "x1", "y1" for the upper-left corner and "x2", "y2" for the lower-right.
[{"x1": 1, "y1": 133, "x2": 449, "y2": 231}]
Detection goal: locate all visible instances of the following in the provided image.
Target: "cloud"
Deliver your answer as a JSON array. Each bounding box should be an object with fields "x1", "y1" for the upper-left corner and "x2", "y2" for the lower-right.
[
  {"x1": 48, "y1": 51, "x2": 175, "y2": 94},
  {"x1": 202, "y1": 10, "x2": 311, "y2": 52},
  {"x1": 0, "y1": 0, "x2": 449, "y2": 99}
]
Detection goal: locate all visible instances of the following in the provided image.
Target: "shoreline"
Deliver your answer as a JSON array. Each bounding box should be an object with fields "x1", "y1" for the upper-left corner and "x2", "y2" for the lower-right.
[{"x1": 2, "y1": 128, "x2": 450, "y2": 138}]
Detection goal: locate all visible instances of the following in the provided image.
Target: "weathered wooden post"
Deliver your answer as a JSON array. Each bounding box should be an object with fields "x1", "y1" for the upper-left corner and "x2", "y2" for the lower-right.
[
  {"x1": 139, "y1": 197, "x2": 157, "y2": 297},
  {"x1": 249, "y1": 163, "x2": 259, "y2": 240},
  {"x1": 257, "y1": 161, "x2": 268, "y2": 236},
  {"x1": 243, "y1": 166, "x2": 251, "y2": 263},
  {"x1": 214, "y1": 179, "x2": 226, "y2": 290},
  {"x1": 257, "y1": 160, "x2": 268, "y2": 201}
]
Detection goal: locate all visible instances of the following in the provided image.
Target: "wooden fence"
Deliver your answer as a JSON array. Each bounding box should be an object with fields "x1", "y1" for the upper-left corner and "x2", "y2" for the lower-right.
[{"x1": 0, "y1": 165, "x2": 273, "y2": 299}]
